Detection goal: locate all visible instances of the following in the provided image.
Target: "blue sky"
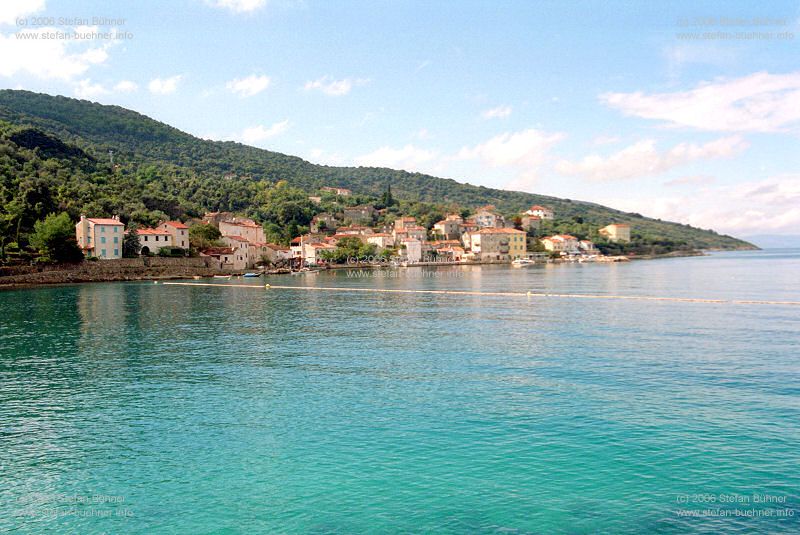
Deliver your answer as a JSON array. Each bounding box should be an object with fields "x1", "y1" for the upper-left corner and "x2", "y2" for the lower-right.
[{"x1": 2, "y1": 0, "x2": 800, "y2": 238}]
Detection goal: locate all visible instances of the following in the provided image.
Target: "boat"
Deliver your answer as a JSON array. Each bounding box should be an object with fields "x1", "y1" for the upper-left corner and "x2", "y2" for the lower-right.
[
  {"x1": 214, "y1": 274, "x2": 232, "y2": 279},
  {"x1": 512, "y1": 258, "x2": 536, "y2": 268},
  {"x1": 242, "y1": 272, "x2": 261, "y2": 278}
]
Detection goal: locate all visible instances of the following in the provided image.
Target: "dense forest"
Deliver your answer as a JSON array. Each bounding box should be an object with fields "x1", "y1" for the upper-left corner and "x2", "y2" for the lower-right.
[{"x1": 0, "y1": 89, "x2": 754, "y2": 259}]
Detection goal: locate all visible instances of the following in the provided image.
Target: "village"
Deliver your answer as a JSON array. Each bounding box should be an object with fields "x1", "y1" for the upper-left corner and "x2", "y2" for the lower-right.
[{"x1": 74, "y1": 186, "x2": 632, "y2": 272}]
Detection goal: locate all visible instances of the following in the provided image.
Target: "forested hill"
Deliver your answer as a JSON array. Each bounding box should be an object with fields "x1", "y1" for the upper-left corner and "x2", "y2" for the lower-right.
[{"x1": 0, "y1": 89, "x2": 754, "y2": 250}]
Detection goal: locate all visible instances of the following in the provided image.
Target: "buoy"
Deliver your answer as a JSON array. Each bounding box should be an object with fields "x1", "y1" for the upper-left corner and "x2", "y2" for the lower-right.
[
  {"x1": 264, "y1": 284, "x2": 270, "y2": 288},
  {"x1": 154, "y1": 280, "x2": 158, "y2": 284}
]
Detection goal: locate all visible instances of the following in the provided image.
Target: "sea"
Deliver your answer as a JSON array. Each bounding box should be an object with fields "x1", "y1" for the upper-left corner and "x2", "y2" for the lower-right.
[{"x1": 1, "y1": 249, "x2": 798, "y2": 534}]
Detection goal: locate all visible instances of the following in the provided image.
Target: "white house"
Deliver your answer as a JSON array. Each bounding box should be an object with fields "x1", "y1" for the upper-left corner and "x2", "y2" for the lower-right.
[
  {"x1": 402, "y1": 238, "x2": 422, "y2": 263},
  {"x1": 540, "y1": 234, "x2": 580, "y2": 253},
  {"x1": 525, "y1": 205, "x2": 554, "y2": 220}
]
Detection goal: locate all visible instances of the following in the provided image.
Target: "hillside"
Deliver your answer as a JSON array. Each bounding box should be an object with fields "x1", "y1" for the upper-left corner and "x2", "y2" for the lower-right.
[{"x1": 0, "y1": 89, "x2": 754, "y2": 251}]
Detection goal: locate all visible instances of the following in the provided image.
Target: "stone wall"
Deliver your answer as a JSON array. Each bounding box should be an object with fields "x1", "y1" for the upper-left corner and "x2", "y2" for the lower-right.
[{"x1": 0, "y1": 257, "x2": 220, "y2": 288}]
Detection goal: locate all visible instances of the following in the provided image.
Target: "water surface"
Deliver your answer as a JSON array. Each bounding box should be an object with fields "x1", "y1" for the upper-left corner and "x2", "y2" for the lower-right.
[{"x1": 1, "y1": 250, "x2": 799, "y2": 533}]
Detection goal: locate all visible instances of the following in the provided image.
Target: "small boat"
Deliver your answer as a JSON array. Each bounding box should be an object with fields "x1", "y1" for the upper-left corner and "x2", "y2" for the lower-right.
[
  {"x1": 512, "y1": 258, "x2": 536, "y2": 268},
  {"x1": 214, "y1": 274, "x2": 232, "y2": 279},
  {"x1": 193, "y1": 275, "x2": 202, "y2": 280},
  {"x1": 242, "y1": 272, "x2": 261, "y2": 278}
]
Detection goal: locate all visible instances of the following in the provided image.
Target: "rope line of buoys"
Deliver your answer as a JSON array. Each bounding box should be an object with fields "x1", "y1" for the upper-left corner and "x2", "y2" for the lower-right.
[{"x1": 159, "y1": 281, "x2": 800, "y2": 306}]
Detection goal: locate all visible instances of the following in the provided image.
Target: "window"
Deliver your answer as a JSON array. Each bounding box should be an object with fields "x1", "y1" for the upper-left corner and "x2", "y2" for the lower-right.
[
  {"x1": 113, "y1": 236, "x2": 119, "y2": 244},
  {"x1": 101, "y1": 249, "x2": 107, "y2": 257},
  {"x1": 101, "y1": 226, "x2": 105, "y2": 233},
  {"x1": 114, "y1": 249, "x2": 119, "y2": 256},
  {"x1": 114, "y1": 227, "x2": 119, "y2": 233},
  {"x1": 101, "y1": 236, "x2": 106, "y2": 244}
]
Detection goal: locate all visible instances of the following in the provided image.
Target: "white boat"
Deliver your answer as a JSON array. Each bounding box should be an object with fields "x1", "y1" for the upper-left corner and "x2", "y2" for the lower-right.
[
  {"x1": 512, "y1": 258, "x2": 536, "y2": 268},
  {"x1": 214, "y1": 274, "x2": 232, "y2": 279}
]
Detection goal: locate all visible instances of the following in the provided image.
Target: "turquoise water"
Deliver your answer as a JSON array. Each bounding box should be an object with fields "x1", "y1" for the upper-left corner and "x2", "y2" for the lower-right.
[{"x1": 1, "y1": 250, "x2": 799, "y2": 533}]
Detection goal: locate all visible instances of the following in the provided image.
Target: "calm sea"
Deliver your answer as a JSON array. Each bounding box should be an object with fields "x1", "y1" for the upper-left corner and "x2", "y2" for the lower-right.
[{"x1": 1, "y1": 250, "x2": 799, "y2": 533}]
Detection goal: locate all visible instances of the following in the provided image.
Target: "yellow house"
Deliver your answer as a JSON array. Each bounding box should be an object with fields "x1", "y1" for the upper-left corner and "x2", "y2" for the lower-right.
[
  {"x1": 599, "y1": 224, "x2": 631, "y2": 243},
  {"x1": 75, "y1": 215, "x2": 125, "y2": 259}
]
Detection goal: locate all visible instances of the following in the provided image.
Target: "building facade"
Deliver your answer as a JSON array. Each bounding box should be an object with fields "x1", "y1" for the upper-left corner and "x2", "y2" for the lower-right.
[{"x1": 75, "y1": 215, "x2": 125, "y2": 259}]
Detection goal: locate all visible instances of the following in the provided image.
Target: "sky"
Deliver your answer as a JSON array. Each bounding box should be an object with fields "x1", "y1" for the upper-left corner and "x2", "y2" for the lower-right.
[{"x1": 1, "y1": 0, "x2": 799, "y2": 239}]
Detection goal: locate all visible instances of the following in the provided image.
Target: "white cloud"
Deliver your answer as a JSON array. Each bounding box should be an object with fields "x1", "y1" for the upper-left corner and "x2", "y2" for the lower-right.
[
  {"x1": 663, "y1": 174, "x2": 715, "y2": 187},
  {"x1": 355, "y1": 144, "x2": 441, "y2": 172},
  {"x1": 226, "y1": 74, "x2": 271, "y2": 97},
  {"x1": 481, "y1": 105, "x2": 512, "y2": 119},
  {"x1": 148, "y1": 75, "x2": 182, "y2": 95},
  {"x1": 0, "y1": 0, "x2": 46, "y2": 25},
  {"x1": 113, "y1": 80, "x2": 138, "y2": 93},
  {"x1": 238, "y1": 120, "x2": 290, "y2": 145},
  {"x1": 457, "y1": 128, "x2": 565, "y2": 169},
  {"x1": 414, "y1": 128, "x2": 431, "y2": 140},
  {"x1": 303, "y1": 76, "x2": 369, "y2": 96},
  {"x1": 601, "y1": 175, "x2": 800, "y2": 236},
  {"x1": 555, "y1": 136, "x2": 748, "y2": 181},
  {"x1": 206, "y1": 0, "x2": 267, "y2": 13},
  {"x1": 592, "y1": 134, "x2": 621, "y2": 146},
  {"x1": 74, "y1": 79, "x2": 108, "y2": 99},
  {"x1": 602, "y1": 71, "x2": 800, "y2": 133},
  {"x1": 0, "y1": 28, "x2": 109, "y2": 80}
]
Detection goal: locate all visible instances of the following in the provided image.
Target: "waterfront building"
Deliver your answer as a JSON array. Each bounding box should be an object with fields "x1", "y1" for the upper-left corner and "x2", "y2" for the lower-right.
[
  {"x1": 75, "y1": 215, "x2": 125, "y2": 259},
  {"x1": 541, "y1": 234, "x2": 580, "y2": 253},
  {"x1": 160, "y1": 221, "x2": 189, "y2": 249},
  {"x1": 136, "y1": 227, "x2": 172, "y2": 255},
  {"x1": 467, "y1": 227, "x2": 527, "y2": 261},
  {"x1": 402, "y1": 238, "x2": 422, "y2": 263},
  {"x1": 367, "y1": 233, "x2": 393, "y2": 249}
]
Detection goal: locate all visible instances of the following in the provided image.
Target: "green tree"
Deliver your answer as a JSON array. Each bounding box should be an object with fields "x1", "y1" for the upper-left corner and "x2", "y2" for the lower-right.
[
  {"x1": 189, "y1": 223, "x2": 222, "y2": 250},
  {"x1": 29, "y1": 212, "x2": 83, "y2": 263},
  {"x1": 123, "y1": 221, "x2": 141, "y2": 257}
]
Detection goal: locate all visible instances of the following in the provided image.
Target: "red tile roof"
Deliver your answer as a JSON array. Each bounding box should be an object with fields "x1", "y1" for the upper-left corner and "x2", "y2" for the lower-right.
[
  {"x1": 87, "y1": 218, "x2": 124, "y2": 225},
  {"x1": 476, "y1": 227, "x2": 525, "y2": 234},
  {"x1": 137, "y1": 227, "x2": 170, "y2": 235},
  {"x1": 163, "y1": 221, "x2": 188, "y2": 229}
]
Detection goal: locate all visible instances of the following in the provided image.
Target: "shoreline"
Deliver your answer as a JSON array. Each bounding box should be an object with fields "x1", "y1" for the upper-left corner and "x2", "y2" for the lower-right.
[{"x1": 0, "y1": 248, "x2": 726, "y2": 290}]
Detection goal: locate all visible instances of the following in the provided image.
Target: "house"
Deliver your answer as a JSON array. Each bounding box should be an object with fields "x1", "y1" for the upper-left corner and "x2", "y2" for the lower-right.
[
  {"x1": 304, "y1": 242, "x2": 336, "y2": 265},
  {"x1": 367, "y1": 233, "x2": 393, "y2": 249},
  {"x1": 401, "y1": 238, "x2": 422, "y2": 263},
  {"x1": 320, "y1": 186, "x2": 352, "y2": 196},
  {"x1": 540, "y1": 234, "x2": 580, "y2": 253},
  {"x1": 472, "y1": 206, "x2": 500, "y2": 228},
  {"x1": 519, "y1": 215, "x2": 541, "y2": 232},
  {"x1": 136, "y1": 227, "x2": 172, "y2": 255},
  {"x1": 342, "y1": 205, "x2": 375, "y2": 224},
  {"x1": 219, "y1": 218, "x2": 266, "y2": 244},
  {"x1": 394, "y1": 216, "x2": 417, "y2": 231},
  {"x1": 336, "y1": 226, "x2": 374, "y2": 237},
  {"x1": 160, "y1": 221, "x2": 189, "y2": 249},
  {"x1": 525, "y1": 205, "x2": 554, "y2": 220},
  {"x1": 467, "y1": 227, "x2": 527, "y2": 261},
  {"x1": 579, "y1": 240, "x2": 599, "y2": 254},
  {"x1": 202, "y1": 211, "x2": 235, "y2": 226},
  {"x1": 75, "y1": 215, "x2": 125, "y2": 259},
  {"x1": 433, "y1": 215, "x2": 463, "y2": 240},
  {"x1": 261, "y1": 243, "x2": 292, "y2": 264},
  {"x1": 405, "y1": 225, "x2": 427, "y2": 241},
  {"x1": 222, "y1": 235, "x2": 253, "y2": 267},
  {"x1": 310, "y1": 212, "x2": 338, "y2": 233},
  {"x1": 437, "y1": 245, "x2": 465, "y2": 262},
  {"x1": 200, "y1": 246, "x2": 244, "y2": 271},
  {"x1": 599, "y1": 224, "x2": 631, "y2": 243}
]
